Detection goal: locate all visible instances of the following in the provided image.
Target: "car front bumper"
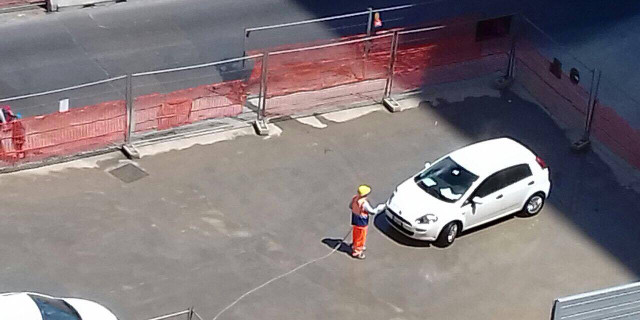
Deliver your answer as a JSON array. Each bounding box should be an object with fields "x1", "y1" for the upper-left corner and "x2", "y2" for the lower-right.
[{"x1": 385, "y1": 208, "x2": 437, "y2": 241}]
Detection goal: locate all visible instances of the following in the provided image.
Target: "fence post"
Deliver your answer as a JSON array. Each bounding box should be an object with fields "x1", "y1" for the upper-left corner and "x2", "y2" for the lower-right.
[
  {"x1": 584, "y1": 69, "x2": 601, "y2": 138},
  {"x1": 364, "y1": 7, "x2": 374, "y2": 56},
  {"x1": 382, "y1": 31, "x2": 401, "y2": 112},
  {"x1": 122, "y1": 74, "x2": 140, "y2": 159},
  {"x1": 384, "y1": 31, "x2": 399, "y2": 98},
  {"x1": 506, "y1": 37, "x2": 516, "y2": 79},
  {"x1": 495, "y1": 36, "x2": 516, "y2": 90},
  {"x1": 125, "y1": 74, "x2": 133, "y2": 144},
  {"x1": 243, "y1": 28, "x2": 249, "y2": 68},
  {"x1": 253, "y1": 53, "x2": 270, "y2": 136},
  {"x1": 259, "y1": 53, "x2": 269, "y2": 120},
  {"x1": 366, "y1": 7, "x2": 374, "y2": 36},
  {"x1": 573, "y1": 69, "x2": 601, "y2": 151}
]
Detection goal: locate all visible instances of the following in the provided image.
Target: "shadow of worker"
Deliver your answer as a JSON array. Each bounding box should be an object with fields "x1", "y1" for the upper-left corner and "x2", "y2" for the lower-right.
[{"x1": 321, "y1": 238, "x2": 353, "y2": 257}]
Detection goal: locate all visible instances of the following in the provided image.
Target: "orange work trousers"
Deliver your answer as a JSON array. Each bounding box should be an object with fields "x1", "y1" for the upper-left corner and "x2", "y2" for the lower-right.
[{"x1": 352, "y1": 225, "x2": 368, "y2": 256}]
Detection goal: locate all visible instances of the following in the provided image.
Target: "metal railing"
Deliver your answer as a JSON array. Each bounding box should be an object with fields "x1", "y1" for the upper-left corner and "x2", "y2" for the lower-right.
[
  {"x1": 147, "y1": 308, "x2": 204, "y2": 320},
  {"x1": 242, "y1": 3, "x2": 417, "y2": 57},
  {"x1": 0, "y1": 75, "x2": 127, "y2": 104}
]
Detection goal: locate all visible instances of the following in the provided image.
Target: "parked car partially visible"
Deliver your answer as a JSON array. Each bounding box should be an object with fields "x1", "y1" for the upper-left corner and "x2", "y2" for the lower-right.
[{"x1": 0, "y1": 292, "x2": 117, "y2": 320}]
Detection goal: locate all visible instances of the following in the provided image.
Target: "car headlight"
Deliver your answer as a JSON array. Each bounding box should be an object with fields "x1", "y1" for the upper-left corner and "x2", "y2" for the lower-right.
[{"x1": 415, "y1": 214, "x2": 438, "y2": 224}]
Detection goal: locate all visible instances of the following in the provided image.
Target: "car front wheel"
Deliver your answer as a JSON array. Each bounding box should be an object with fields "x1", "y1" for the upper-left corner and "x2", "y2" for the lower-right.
[
  {"x1": 519, "y1": 193, "x2": 545, "y2": 217},
  {"x1": 435, "y1": 222, "x2": 459, "y2": 248}
]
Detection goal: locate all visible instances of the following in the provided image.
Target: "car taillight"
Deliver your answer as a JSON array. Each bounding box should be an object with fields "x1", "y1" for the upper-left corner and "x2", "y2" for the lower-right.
[{"x1": 536, "y1": 156, "x2": 547, "y2": 169}]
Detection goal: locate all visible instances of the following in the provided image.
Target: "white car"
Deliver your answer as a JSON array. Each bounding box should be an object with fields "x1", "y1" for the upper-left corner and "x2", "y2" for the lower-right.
[
  {"x1": 385, "y1": 137, "x2": 550, "y2": 247},
  {"x1": 0, "y1": 292, "x2": 117, "y2": 320}
]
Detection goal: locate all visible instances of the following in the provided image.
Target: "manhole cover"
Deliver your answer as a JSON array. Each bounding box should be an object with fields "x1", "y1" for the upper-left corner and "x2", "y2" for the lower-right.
[{"x1": 109, "y1": 162, "x2": 148, "y2": 183}]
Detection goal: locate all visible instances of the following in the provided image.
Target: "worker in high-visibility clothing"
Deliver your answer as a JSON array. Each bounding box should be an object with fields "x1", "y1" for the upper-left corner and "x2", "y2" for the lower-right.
[{"x1": 350, "y1": 185, "x2": 386, "y2": 259}]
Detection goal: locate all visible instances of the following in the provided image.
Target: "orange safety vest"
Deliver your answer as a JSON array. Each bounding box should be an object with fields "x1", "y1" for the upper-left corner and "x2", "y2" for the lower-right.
[{"x1": 351, "y1": 196, "x2": 370, "y2": 227}]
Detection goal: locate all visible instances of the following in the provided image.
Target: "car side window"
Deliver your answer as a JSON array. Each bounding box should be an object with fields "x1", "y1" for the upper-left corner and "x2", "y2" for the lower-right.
[
  {"x1": 472, "y1": 164, "x2": 534, "y2": 200},
  {"x1": 474, "y1": 172, "x2": 506, "y2": 198},
  {"x1": 502, "y1": 164, "x2": 533, "y2": 188}
]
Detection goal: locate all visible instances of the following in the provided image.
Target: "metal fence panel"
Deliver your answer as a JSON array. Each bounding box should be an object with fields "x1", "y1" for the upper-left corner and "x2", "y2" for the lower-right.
[
  {"x1": 552, "y1": 282, "x2": 640, "y2": 320},
  {"x1": 0, "y1": 76, "x2": 126, "y2": 167},
  {"x1": 263, "y1": 34, "x2": 393, "y2": 118},
  {"x1": 590, "y1": 74, "x2": 640, "y2": 168},
  {"x1": 389, "y1": 18, "x2": 512, "y2": 98},
  {"x1": 131, "y1": 55, "x2": 262, "y2": 140},
  {"x1": 514, "y1": 15, "x2": 596, "y2": 139}
]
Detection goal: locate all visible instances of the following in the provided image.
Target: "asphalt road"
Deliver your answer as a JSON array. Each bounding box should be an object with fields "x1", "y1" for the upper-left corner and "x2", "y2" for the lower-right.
[
  {"x1": 0, "y1": 0, "x2": 521, "y2": 117},
  {"x1": 0, "y1": 79, "x2": 638, "y2": 319},
  {"x1": 2, "y1": 0, "x2": 640, "y2": 121}
]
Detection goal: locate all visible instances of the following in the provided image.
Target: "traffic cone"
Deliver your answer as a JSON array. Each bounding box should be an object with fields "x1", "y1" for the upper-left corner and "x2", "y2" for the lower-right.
[{"x1": 373, "y1": 12, "x2": 382, "y2": 28}]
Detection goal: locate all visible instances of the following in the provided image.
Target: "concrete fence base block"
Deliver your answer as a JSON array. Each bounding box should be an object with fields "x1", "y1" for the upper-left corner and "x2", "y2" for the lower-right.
[
  {"x1": 571, "y1": 138, "x2": 591, "y2": 153},
  {"x1": 0, "y1": 2, "x2": 46, "y2": 13},
  {"x1": 47, "y1": 0, "x2": 122, "y2": 11},
  {"x1": 493, "y1": 76, "x2": 514, "y2": 90},
  {"x1": 383, "y1": 97, "x2": 401, "y2": 113},
  {"x1": 253, "y1": 119, "x2": 270, "y2": 136},
  {"x1": 121, "y1": 143, "x2": 141, "y2": 159}
]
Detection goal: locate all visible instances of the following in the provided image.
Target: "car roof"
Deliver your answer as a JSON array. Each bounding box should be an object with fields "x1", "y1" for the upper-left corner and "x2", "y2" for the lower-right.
[
  {"x1": 0, "y1": 292, "x2": 42, "y2": 320},
  {"x1": 448, "y1": 137, "x2": 536, "y2": 177}
]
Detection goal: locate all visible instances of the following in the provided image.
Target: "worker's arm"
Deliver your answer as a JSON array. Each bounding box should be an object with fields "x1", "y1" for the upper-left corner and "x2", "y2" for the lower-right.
[{"x1": 363, "y1": 200, "x2": 386, "y2": 215}]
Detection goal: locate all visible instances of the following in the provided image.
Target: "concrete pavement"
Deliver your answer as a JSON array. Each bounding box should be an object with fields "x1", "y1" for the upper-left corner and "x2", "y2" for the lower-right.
[{"x1": 1, "y1": 81, "x2": 638, "y2": 319}]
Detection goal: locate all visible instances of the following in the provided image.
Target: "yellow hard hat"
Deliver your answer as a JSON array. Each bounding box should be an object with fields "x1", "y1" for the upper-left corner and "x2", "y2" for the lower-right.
[{"x1": 358, "y1": 185, "x2": 371, "y2": 196}]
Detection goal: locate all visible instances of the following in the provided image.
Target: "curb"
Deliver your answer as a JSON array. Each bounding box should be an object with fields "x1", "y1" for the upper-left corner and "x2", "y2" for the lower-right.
[
  {"x1": 0, "y1": 146, "x2": 119, "y2": 174},
  {"x1": 0, "y1": 2, "x2": 45, "y2": 14},
  {"x1": 0, "y1": 118, "x2": 249, "y2": 174}
]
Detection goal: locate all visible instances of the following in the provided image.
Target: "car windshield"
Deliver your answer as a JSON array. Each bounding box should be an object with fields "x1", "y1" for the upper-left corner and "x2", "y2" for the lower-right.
[
  {"x1": 28, "y1": 294, "x2": 81, "y2": 320},
  {"x1": 414, "y1": 157, "x2": 479, "y2": 203}
]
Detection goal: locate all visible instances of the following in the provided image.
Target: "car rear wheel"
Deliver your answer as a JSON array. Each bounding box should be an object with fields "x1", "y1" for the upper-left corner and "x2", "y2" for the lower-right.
[
  {"x1": 435, "y1": 222, "x2": 459, "y2": 248},
  {"x1": 519, "y1": 193, "x2": 545, "y2": 217}
]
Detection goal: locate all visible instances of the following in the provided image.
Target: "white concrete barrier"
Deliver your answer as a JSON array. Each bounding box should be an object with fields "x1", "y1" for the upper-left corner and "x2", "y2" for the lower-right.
[
  {"x1": 552, "y1": 282, "x2": 640, "y2": 320},
  {"x1": 47, "y1": 0, "x2": 122, "y2": 11}
]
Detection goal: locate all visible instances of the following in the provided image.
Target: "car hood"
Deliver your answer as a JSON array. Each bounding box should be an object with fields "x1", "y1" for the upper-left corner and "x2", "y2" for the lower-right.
[
  {"x1": 0, "y1": 293, "x2": 41, "y2": 319},
  {"x1": 64, "y1": 298, "x2": 117, "y2": 320},
  {"x1": 388, "y1": 178, "x2": 456, "y2": 222}
]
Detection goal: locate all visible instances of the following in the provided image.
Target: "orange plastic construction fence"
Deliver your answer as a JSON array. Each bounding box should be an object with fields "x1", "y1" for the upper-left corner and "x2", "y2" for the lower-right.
[
  {"x1": 133, "y1": 80, "x2": 246, "y2": 134},
  {"x1": 515, "y1": 41, "x2": 640, "y2": 169}
]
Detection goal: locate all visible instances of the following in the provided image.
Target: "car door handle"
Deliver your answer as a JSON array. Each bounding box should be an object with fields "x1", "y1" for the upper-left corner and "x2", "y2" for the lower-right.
[
  {"x1": 528, "y1": 181, "x2": 535, "y2": 185},
  {"x1": 496, "y1": 194, "x2": 503, "y2": 199}
]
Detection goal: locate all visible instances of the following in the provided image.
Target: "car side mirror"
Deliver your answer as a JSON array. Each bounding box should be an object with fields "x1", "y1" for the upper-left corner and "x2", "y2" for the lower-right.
[
  {"x1": 424, "y1": 162, "x2": 431, "y2": 169},
  {"x1": 472, "y1": 196, "x2": 483, "y2": 205}
]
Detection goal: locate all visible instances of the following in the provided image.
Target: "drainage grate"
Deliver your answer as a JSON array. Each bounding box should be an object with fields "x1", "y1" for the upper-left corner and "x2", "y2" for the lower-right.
[{"x1": 109, "y1": 162, "x2": 148, "y2": 183}]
